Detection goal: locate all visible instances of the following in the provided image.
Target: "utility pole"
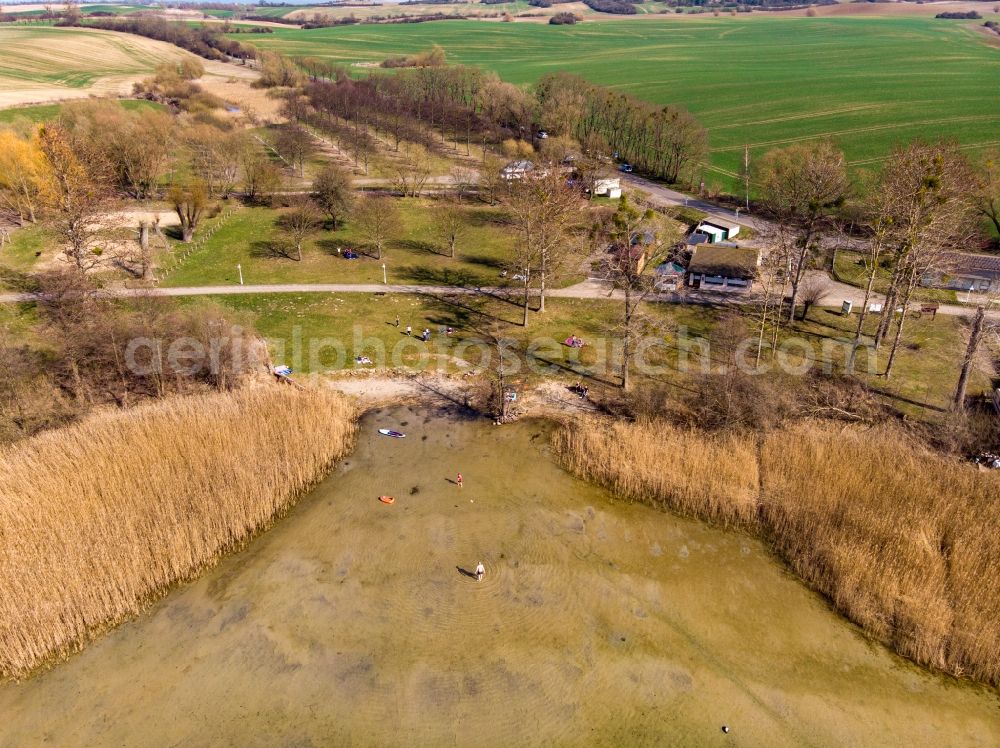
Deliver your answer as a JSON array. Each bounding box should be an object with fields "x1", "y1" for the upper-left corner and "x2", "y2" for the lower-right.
[
  {"x1": 382, "y1": 263, "x2": 387, "y2": 285},
  {"x1": 237, "y1": 264, "x2": 243, "y2": 285}
]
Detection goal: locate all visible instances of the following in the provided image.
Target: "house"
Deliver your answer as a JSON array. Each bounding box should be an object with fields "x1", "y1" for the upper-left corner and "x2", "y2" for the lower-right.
[
  {"x1": 654, "y1": 260, "x2": 686, "y2": 291},
  {"x1": 501, "y1": 160, "x2": 535, "y2": 181},
  {"x1": 695, "y1": 217, "x2": 741, "y2": 243},
  {"x1": 593, "y1": 177, "x2": 622, "y2": 199},
  {"x1": 686, "y1": 244, "x2": 760, "y2": 292},
  {"x1": 923, "y1": 252, "x2": 1000, "y2": 294}
]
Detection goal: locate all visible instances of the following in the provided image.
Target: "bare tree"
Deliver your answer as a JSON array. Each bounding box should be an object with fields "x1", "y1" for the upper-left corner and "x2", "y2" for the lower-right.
[
  {"x1": 392, "y1": 150, "x2": 433, "y2": 198},
  {"x1": 312, "y1": 163, "x2": 353, "y2": 228},
  {"x1": 279, "y1": 199, "x2": 322, "y2": 262},
  {"x1": 448, "y1": 166, "x2": 476, "y2": 202},
  {"x1": 754, "y1": 140, "x2": 849, "y2": 323},
  {"x1": 868, "y1": 142, "x2": 978, "y2": 377},
  {"x1": 595, "y1": 194, "x2": 678, "y2": 390},
  {"x1": 952, "y1": 297, "x2": 999, "y2": 411},
  {"x1": 169, "y1": 179, "x2": 209, "y2": 243},
  {"x1": 37, "y1": 124, "x2": 113, "y2": 271},
  {"x1": 353, "y1": 196, "x2": 402, "y2": 260},
  {"x1": 431, "y1": 204, "x2": 470, "y2": 259},
  {"x1": 241, "y1": 147, "x2": 282, "y2": 205},
  {"x1": 798, "y1": 275, "x2": 829, "y2": 322},
  {"x1": 274, "y1": 125, "x2": 316, "y2": 178},
  {"x1": 502, "y1": 170, "x2": 584, "y2": 321}
]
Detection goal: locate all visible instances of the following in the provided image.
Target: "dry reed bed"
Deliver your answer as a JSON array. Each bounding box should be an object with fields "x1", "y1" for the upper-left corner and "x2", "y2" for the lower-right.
[
  {"x1": 554, "y1": 419, "x2": 1000, "y2": 687},
  {"x1": 0, "y1": 387, "x2": 357, "y2": 679}
]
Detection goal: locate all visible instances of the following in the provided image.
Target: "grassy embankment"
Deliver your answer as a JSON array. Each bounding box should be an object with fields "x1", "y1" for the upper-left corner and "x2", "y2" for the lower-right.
[
  {"x1": 555, "y1": 419, "x2": 1000, "y2": 686},
  {"x1": 0, "y1": 387, "x2": 357, "y2": 679},
  {"x1": 242, "y1": 17, "x2": 1000, "y2": 191}
]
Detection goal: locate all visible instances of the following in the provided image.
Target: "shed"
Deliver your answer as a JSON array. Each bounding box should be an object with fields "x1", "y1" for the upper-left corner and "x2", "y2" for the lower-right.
[
  {"x1": 687, "y1": 245, "x2": 760, "y2": 292},
  {"x1": 699, "y1": 217, "x2": 741, "y2": 241},
  {"x1": 654, "y1": 260, "x2": 686, "y2": 291},
  {"x1": 694, "y1": 223, "x2": 726, "y2": 244},
  {"x1": 593, "y1": 177, "x2": 622, "y2": 199}
]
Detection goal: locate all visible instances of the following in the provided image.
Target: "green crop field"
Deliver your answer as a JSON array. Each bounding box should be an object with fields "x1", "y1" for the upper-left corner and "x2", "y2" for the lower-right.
[
  {"x1": 238, "y1": 16, "x2": 1000, "y2": 188},
  {"x1": 0, "y1": 98, "x2": 163, "y2": 124}
]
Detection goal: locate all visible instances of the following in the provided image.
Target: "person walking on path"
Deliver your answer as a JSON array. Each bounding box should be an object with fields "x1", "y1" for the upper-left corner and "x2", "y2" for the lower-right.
[
  {"x1": 475, "y1": 561, "x2": 485, "y2": 581},
  {"x1": 395, "y1": 316, "x2": 400, "y2": 328},
  {"x1": 456, "y1": 473, "x2": 463, "y2": 489},
  {"x1": 406, "y1": 325, "x2": 412, "y2": 336}
]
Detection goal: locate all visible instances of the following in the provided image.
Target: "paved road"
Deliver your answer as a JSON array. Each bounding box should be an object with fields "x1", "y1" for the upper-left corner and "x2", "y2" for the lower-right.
[
  {"x1": 621, "y1": 173, "x2": 766, "y2": 233},
  {"x1": 2, "y1": 278, "x2": 993, "y2": 320}
]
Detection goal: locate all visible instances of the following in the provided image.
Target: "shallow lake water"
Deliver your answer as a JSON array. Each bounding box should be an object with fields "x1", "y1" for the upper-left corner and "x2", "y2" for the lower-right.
[{"x1": 1, "y1": 404, "x2": 999, "y2": 746}]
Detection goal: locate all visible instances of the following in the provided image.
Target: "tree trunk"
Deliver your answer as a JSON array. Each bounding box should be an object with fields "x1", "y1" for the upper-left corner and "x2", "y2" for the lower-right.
[
  {"x1": 883, "y1": 275, "x2": 916, "y2": 378},
  {"x1": 952, "y1": 305, "x2": 987, "y2": 411},
  {"x1": 539, "y1": 259, "x2": 547, "y2": 314},
  {"x1": 875, "y1": 265, "x2": 904, "y2": 348},
  {"x1": 847, "y1": 258, "x2": 879, "y2": 373},
  {"x1": 450, "y1": 235, "x2": 456, "y2": 259},
  {"x1": 522, "y1": 277, "x2": 530, "y2": 327},
  {"x1": 621, "y1": 286, "x2": 632, "y2": 390},
  {"x1": 181, "y1": 225, "x2": 194, "y2": 243},
  {"x1": 296, "y1": 242, "x2": 303, "y2": 262}
]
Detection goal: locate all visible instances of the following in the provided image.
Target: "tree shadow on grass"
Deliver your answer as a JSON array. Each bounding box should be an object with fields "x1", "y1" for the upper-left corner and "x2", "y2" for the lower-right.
[
  {"x1": 419, "y1": 291, "x2": 522, "y2": 330},
  {"x1": 403, "y1": 264, "x2": 484, "y2": 289},
  {"x1": 250, "y1": 239, "x2": 298, "y2": 261},
  {"x1": 396, "y1": 238, "x2": 447, "y2": 257},
  {"x1": 466, "y1": 207, "x2": 512, "y2": 228},
  {"x1": 464, "y1": 253, "x2": 507, "y2": 273},
  {"x1": 0, "y1": 267, "x2": 40, "y2": 293}
]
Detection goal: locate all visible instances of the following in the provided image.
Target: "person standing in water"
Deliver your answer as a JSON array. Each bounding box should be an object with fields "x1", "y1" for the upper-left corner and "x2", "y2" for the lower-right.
[
  {"x1": 456, "y1": 473, "x2": 463, "y2": 489},
  {"x1": 475, "y1": 561, "x2": 485, "y2": 581}
]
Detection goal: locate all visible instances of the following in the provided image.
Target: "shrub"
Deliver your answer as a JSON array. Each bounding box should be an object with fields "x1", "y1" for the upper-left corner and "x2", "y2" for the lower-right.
[{"x1": 549, "y1": 11, "x2": 578, "y2": 22}]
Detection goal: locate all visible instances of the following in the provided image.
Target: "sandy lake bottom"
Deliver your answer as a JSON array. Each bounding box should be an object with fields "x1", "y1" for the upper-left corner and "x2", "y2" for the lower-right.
[{"x1": 1, "y1": 404, "x2": 998, "y2": 746}]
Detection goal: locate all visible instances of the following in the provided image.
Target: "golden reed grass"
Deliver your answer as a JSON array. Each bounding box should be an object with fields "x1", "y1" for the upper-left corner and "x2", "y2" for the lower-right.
[
  {"x1": 554, "y1": 419, "x2": 1000, "y2": 687},
  {"x1": 0, "y1": 387, "x2": 357, "y2": 679}
]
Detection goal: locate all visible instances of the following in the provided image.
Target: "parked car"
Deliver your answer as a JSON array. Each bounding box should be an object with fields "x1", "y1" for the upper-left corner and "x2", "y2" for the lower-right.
[
  {"x1": 619, "y1": 163, "x2": 633, "y2": 173},
  {"x1": 536, "y1": 130, "x2": 549, "y2": 139}
]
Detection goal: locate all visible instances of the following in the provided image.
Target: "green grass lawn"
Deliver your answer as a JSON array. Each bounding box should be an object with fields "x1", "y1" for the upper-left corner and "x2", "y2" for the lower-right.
[
  {"x1": 199, "y1": 292, "x2": 716, "y2": 384},
  {"x1": 237, "y1": 16, "x2": 1000, "y2": 191},
  {"x1": 791, "y1": 304, "x2": 981, "y2": 413},
  {"x1": 199, "y1": 288, "x2": 974, "y2": 412},
  {"x1": 833, "y1": 249, "x2": 959, "y2": 304},
  {"x1": 161, "y1": 198, "x2": 585, "y2": 290}
]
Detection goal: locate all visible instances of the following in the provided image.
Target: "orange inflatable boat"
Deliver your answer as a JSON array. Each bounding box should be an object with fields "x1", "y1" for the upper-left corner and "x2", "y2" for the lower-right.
[{"x1": 379, "y1": 495, "x2": 395, "y2": 505}]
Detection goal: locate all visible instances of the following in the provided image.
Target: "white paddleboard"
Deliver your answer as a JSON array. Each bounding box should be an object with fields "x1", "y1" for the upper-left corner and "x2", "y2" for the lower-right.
[{"x1": 378, "y1": 429, "x2": 405, "y2": 438}]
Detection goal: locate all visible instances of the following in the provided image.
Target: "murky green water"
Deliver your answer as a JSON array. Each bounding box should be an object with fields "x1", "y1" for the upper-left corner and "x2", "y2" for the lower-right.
[{"x1": 1, "y1": 405, "x2": 998, "y2": 747}]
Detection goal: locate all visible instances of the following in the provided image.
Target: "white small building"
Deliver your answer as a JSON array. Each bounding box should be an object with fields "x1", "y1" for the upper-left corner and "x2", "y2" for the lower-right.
[
  {"x1": 593, "y1": 177, "x2": 622, "y2": 199},
  {"x1": 501, "y1": 160, "x2": 535, "y2": 181},
  {"x1": 696, "y1": 217, "x2": 741, "y2": 243}
]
